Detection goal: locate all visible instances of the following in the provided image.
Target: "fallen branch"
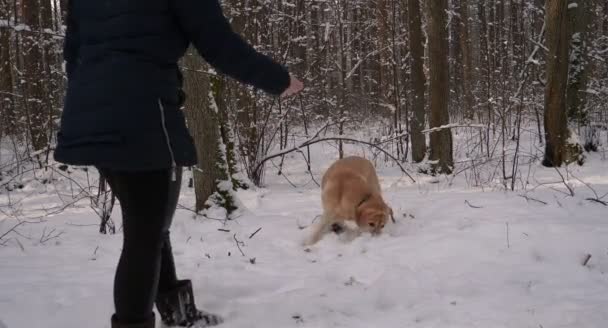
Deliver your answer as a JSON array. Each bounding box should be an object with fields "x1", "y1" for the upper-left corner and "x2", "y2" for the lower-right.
[
  {"x1": 571, "y1": 173, "x2": 608, "y2": 206},
  {"x1": 519, "y1": 194, "x2": 548, "y2": 205},
  {"x1": 233, "y1": 234, "x2": 245, "y2": 256},
  {"x1": 506, "y1": 222, "x2": 510, "y2": 249},
  {"x1": 582, "y1": 254, "x2": 592, "y2": 267},
  {"x1": 586, "y1": 198, "x2": 608, "y2": 206},
  {"x1": 464, "y1": 200, "x2": 483, "y2": 209},
  {"x1": 249, "y1": 227, "x2": 262, "y2": 239}
]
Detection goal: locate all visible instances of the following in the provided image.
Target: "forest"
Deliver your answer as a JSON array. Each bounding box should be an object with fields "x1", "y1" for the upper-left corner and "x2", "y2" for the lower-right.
[{"x1": 1, "y1": 1, "x2": 608, "y2": 327}]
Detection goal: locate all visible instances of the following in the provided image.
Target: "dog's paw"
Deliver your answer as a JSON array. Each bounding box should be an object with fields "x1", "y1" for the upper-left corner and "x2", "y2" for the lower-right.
[{"x1": 331, "y1": 223, "x2": 345, "y2": 234}]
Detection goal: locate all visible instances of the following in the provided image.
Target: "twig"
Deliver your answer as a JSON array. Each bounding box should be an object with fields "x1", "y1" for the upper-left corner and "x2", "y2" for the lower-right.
[
  {"x1": 39, "y1": 227, "x2": 65, "y2": 245},
  {"x1": 0, "y1": 221, "x2": 26, "y2": 241},
  {"x1": 249, "y1": 228, "x2": 262, "y2": 239},
  {"x1": 464, "y1": 200, "x2": 483, "y2": 209},
  {"x1": 586, "y1": 198, "x2": 608, "y2": 206},
  {"x1": 218, "y1": 229, "x2": 231, "y2": 232},
  {"x1": 553, "y1": 167, "x2": 574, "y2": 197},
  {"x1": 506, "y1": 222, "x2": 510, "y2": 249},
  {"x1": 519, "y1": 194, "x2": 548, "y2": 205},
  {"x1": 582, "y1": 254, "x2": 592, "y2": 267},
  {"x1": 66, "y1": 222, "x2": 99, "y2": 227},
  {"x1": 296, "y1": 149, "x2": 320, "y2": 187},
  {"x1": 570, "y1": 173, "x2": 608, "y2": 206},
  {"x1": 233, "y1": 234, "x2": 245, "y2": 256},
  {"x1": 269, "y1": 160, "x2": 299, "y2": 188},
  {"x1": 177, "y1": 204, "x2": 224, "y2": 221}
]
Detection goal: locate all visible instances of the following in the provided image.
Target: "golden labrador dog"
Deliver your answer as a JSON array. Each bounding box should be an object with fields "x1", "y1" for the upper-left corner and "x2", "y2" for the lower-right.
[{"x1": 304, "y1": 156, "x2": 393, "y2": 245}]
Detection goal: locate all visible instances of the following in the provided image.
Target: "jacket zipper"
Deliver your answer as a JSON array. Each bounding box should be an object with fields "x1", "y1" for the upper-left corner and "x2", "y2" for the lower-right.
[{"x1": 158, "y1": 99, "x2": 177, "y2": 181}]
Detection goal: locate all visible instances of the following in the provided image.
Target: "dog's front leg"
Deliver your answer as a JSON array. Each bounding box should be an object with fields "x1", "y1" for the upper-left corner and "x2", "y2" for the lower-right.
[{"x1": 303, "y1": 214, "x2": 333, "y2": 246}]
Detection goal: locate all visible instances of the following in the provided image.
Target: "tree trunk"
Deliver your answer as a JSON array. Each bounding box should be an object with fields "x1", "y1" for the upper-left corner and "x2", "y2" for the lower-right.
[
  {"x1": 21, "y1": 0, "x2": 49, "y2": 151},
  {"x1": 428, "y1": 0, "x2": 453, "y2": 174},
  {"x1": 478, "y1": 0, "x2": 492, "y2": 155},
  {"x1": 407, "y1": 0, "x2": 427, "y2": 162},
  {"x1": 377, "y1": 0, "x2": 390, "y2": 105},
  {"x1": 566, "y1": 0, "x2": 590, "y2": 125},
  {"x1": 449, "y1": 0, "x2": 463, "y2": 121},
  {"x1": 181, "y1": 49, "x2": 221, "y2": 212},
  {"x1": 40, "y1": 0, "x2": 59, "y2": 145},
  {"x1": 0, "y1": 1, "x2": 16, "y2": 136},
  {"x1": 543, "y1": 0, "x2": 570, "y2": 167},
  {"x1": 458, "y1": 0, "x2": 474, "y2": 121}
]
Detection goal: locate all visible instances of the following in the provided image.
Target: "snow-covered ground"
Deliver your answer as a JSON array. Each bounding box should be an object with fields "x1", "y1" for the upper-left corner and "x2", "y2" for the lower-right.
[{"x1": 1, "y1": 129, "x2": 608, "y2": 328}]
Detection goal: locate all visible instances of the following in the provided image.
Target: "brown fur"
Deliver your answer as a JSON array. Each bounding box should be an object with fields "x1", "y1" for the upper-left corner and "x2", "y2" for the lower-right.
[{"x1": 304, "y1": 156, "x2": 393, "y2": 245}]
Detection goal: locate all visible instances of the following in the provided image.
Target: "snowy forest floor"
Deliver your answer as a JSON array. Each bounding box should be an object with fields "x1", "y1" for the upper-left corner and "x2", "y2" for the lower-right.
[{"x1": 1, "y1": 127, "x2": 608, "y2": 328}]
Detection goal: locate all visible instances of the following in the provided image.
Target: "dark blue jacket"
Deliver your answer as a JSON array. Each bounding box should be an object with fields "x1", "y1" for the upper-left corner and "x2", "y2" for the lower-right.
[{"x1": 54, "y1": 0, "x2": 290, "y2": 171}]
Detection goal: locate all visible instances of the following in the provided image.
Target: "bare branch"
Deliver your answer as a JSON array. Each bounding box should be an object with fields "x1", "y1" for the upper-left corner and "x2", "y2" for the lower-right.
[
  {"x1": 582, "y1": 254, "x2": 592, "y2": 267},
  {"x1": 233, "y1": 234, "x2": 245, "y2": 256},
  {"x1": 254, "y1": 132, "x2": 415, "y2": 184},
  {"x1": 519, "y1": 194, "x2": 548, "y2": 205},
  {"x1": 249, "y1": 227, "x2": 262, "y2": 239},
  {"x1": 464, "y1": 200, "x2": 483, "y2": 209},
  {"x1": 553, "y1": 167, "x2": 574, "y2": 197},
  {"x1": 0, "y1": 221, "x2": 26, "y2": 241}
]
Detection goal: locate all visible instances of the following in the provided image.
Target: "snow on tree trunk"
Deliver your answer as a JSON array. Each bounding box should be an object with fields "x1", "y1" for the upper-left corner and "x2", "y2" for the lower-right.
[{"x1": 543, "y1": 0, "x2": 584, "y2": 167}]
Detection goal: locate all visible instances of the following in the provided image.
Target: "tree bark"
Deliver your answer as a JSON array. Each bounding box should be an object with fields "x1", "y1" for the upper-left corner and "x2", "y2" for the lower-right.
[
  {"x1": 543, "y1": 0, "x2": 570, "y2": 167},
  {"x1": 0, "y1": 0, "x2": 16, "y2": 136},
  {"x1": 181, "y1": 49, "x2": 221, "y2": 212},
  {"x1": 566, "y1": 0, "x2": 590, "y2": 125},
  {"x1": 407, "y1": 0, "x2": 427, "y2": 162},
  {"x1": 428, "y1": 0, "x2": 453, "y2": 174},
  {"x1": 21, "y1": 0, "x2": 49, "y2": 151},
  {"x1": 458, "y1": 0, "x2": 474, "y2": 121},
  {"x1": 478, "y1": 0, "x2": 492, "y2": 154},
  {"x1": 377, "y1": 0, "x2": 390, "y2": 106}
]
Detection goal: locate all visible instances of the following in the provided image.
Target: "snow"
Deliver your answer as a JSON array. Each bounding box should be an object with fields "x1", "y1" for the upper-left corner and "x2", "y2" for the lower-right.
[{"x1": 2, "y1": 128, "x2": 608, "y2": 328}]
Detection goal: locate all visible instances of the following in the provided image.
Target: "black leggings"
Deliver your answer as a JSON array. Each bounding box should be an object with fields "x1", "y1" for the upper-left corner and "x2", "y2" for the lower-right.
[{"x1": 99, "y1": 167, "x2": 183, "y2": 324}]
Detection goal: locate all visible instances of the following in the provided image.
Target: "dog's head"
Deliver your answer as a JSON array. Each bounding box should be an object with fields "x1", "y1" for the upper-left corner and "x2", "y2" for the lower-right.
[{"x1": 355, "y1": 194, "x2": 392, "y2": 235}]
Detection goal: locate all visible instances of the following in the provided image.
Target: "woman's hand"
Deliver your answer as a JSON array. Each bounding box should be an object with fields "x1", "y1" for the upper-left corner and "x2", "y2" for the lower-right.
[{"x1": 281, "y1": 75, "x2": 304, "y2": 97}]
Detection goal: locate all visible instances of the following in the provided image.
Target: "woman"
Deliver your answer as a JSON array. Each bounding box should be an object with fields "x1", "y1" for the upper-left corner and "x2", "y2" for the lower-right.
[{"x1": 55, "y1": 0, "x2": 303, "y2": 327}]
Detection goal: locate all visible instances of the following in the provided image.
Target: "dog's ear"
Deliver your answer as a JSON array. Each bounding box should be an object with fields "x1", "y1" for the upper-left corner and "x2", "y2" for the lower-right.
[
  {"x1": 355, "y1": 194, "x2": 371, "y2": 220},
  {"x1": 355, "y1": 202, "x2": 365, "y2": 223}
]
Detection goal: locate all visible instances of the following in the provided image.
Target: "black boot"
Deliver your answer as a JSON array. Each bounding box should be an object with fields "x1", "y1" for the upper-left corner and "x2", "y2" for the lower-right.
[
  {"x1": 155, "y1": 280, "x2": 223, "y2": 327},
  {"x1": 111, "y1": 314, "x2": 155, "y2": 328}
]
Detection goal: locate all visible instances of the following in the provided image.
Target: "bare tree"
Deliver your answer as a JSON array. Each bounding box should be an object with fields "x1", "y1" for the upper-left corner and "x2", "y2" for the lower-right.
[
  {"x1": 428, "y1": 0, "x2": 453, "y2": 174},
  {"x1": 543, "y1": 0, "x2": 571, "y2": 167},
  {"x1": 21, "y1": 0, "x2": 49, "y2": 151},
  {"x1": 181, "y1": 49, "x2": 218, "y2": 213},
  {"x1": 0, "y1": 0, "x2": 15, "y2": 136},
  {"x1": 458, "y1": 0, "x2": 474, "y2": 121},
  {"x1": 566, "y1": 0, "x2": 590, "y2": 125},
  {"x1": 407, "y1": 0, "x2": 427, "y2": 163}
]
